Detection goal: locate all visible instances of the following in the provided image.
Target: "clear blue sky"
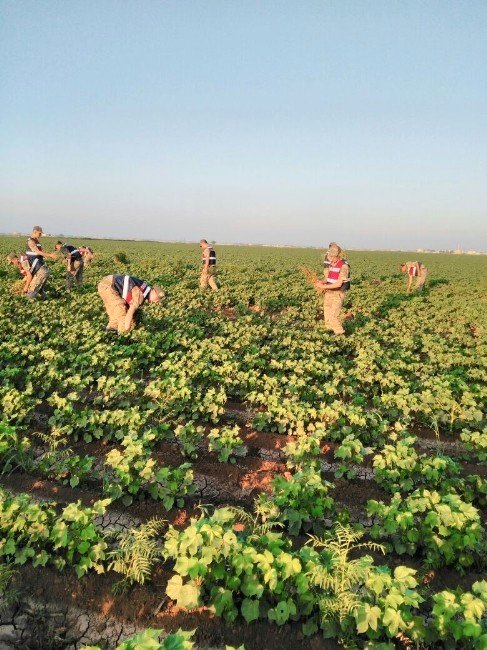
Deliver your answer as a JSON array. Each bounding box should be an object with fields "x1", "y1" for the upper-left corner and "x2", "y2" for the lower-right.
[{"x1": 1, "y1": 1, "x2": 486, "y2": 249}]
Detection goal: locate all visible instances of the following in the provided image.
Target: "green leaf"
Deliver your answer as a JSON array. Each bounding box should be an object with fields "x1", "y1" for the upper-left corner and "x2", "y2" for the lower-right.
[
  {"x1": 166, "y1": 575, "x2": 201, "y2": 609},
  {"x1": 355, "y1": 604, "x2": 382, "y2": 634},
  {"x1": 241, "y1": 598, "x2": 259, "y2": 623},
  {"x1": 3, "y1": 538, "x2": 16, "y2": 555},
  {"x1": 383, "y1": 607, "x2": 404, "y2": 635}
]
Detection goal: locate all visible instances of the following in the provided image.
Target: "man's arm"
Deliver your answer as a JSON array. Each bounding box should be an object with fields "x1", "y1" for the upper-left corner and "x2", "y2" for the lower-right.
[
  {"x1": 22, "y1": 271, "x2": 33, "y2": 293},
  {"x1": 315, "y1": 264, "x2": 348, "y2": 291},
  {"x1": 120, "y1": 287, "x2": 145, "y2": 333},
  {"x1": 202, "y1": 249, "x2": 210, "y2": 270},
  {"x1": 27, "y1": 239, "x2": 56, "y2": 260},
  {"x1": 120, "y1": 304, "x2": 137, "y2": 333},
  {"x1": 66, "y1": 254, "x2": 75, "y2": 273},
  {"x1": 315, "y1": 278, "x2": 343, "y2": 291}
]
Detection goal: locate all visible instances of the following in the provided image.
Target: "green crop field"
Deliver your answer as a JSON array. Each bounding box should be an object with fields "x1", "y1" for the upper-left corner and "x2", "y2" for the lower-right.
[{"x1": 0, "y1": 235, "x2": 485, "y2": 649}]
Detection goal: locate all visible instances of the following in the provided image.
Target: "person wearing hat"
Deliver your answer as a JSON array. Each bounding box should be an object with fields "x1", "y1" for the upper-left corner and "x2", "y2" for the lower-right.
[
  {"x1": 11, "y1": 226, "x2": 57, "y2": 299},
  {"x1": 199, "y1": 239, "x2": 218, "y2": 291},
  {"x1": 314, "y1": 242, "x2": 351, "y2": 335},
  {"x1": 97, "y1": 274, "x2": 165, "y2": 333},
  {"x1": 26, "y1": 226, "x2": 57, "y2": 263},
  {"x1": 399, "y1": 261, "x2": 427, "y2": 292},
  {"x1": 54, "y1": 241, "x2": 84, "y2": 289}
]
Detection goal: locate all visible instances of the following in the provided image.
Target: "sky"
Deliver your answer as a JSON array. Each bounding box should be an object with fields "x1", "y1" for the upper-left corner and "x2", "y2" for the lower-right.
[{"x1": 1, "y1": 1, "x2": 486, "y2": 250}]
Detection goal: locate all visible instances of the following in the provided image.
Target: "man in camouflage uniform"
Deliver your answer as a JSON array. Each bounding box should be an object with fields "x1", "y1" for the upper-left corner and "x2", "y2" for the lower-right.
[
  {"x1": 98, "y1": 274, "x2": 165, "y2": 333},
  {"x1": 17, "y1": 226, "x2": 57, "y2": 298},
  {"x1": 54, "y1": 241, "x2": 84, "y2": 289},
  {"x1": 400, "y1": 261, "x2": 427, "y2": 292},
  {"x1": 314, "y1": 242, "x2": 351, "y2": 335},
  {"x1": 199, "y1": 239, "x2": 218, "y2": 291},
  {"x1": 6, "y1": 253, "x2": 50, "y2": 297}
]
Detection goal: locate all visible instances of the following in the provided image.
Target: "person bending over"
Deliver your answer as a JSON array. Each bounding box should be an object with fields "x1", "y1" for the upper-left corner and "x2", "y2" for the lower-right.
[
  {"x1": 98, "y1": 274, "x2": 164, "y2": 333},
  {"x1": 54, "y1": 241, "x2": 84, "y2": 289},
  {"x1": 400, "y1": 261, "x2": 427, "y2": 292}
]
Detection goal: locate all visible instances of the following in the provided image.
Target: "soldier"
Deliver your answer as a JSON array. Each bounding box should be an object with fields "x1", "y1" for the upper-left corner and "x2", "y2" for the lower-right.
[
  {"x1": 54, "y1": 241, "x2": 84, "y2": 289},
  {"x1": 400, "y1": 261, "x2": 427, "y2": 292},
  {"x1": 314, "y1": 242, "x2": 351, "y2": 336},
  {"x1": 6, "y1": 253, "x2": 50, "y2": 298},
  {"x1": 199, "y1": 239, "x2": 218, "y2": 291},
  {"x1": 26, "y1": 226, "x2": 57, "y2": 262},
  {"x1": 97, "y1": 274, "x2": 164, "y2": 333},
  {"x1": 16, "y1": 226, "x2": 57, "y2": 298}
]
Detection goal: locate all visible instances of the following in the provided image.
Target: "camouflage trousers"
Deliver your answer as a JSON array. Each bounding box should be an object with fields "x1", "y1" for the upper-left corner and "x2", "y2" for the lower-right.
[
  {"x1": 323, "y1": 290, "x2": 345, "y2": 335},
  {"x1": 200, "y1": 266, "x2": 218, "y2": 291},
  {"x1": 415, "y1": 268, "x2": 427, "y2": 291},
  {"x1": 97, "y1": 276, "x2": 129, "y2": 332},
  {"x1": 66, "y1": 259, "x2": 84, "y2": 289},
  {"x1": 26, "y1": 266, "x2": 50, "y2": 299}
]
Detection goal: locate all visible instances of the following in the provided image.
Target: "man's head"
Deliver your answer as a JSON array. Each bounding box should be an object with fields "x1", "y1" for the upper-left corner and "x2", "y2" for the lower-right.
[
  {"x1": 54, "y1": 241, "x2": 63, "y2": 250},
  {"x1": 199, "y1": 239, "x2": 208, "y2": 248},
  {"x1": 6, "y1": 253, "x2": 19, "y2": 265},
  {"x1": 399, "y1": 263, "x2": 407, "y2": 273},
  {"x1": 327, "y1": 242, "x2": 342, "y2": 261},
  {"x1": 149, "y1": 285, "x2": 165, "y2": 304},
  {"x1": 32, "y1": 226, "x2": 43, "y2": 238}
]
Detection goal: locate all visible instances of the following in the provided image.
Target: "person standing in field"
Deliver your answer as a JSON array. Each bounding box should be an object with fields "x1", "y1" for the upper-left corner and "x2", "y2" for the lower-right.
[
  {"x1": 20, "y1": 226, "x2": 57, "y2": 298},
  {"x1": 54, "y1": 241, "x2": 84, "y2": 289},
  {"x1": 400, "y1": 261, "x2": 427, "y2": 292},
  {"x1": 97, "y1": 274, "x2": 164, "y2": 333},
  {"x1": 314, "y1": 242, "x2": 351, "y2": 336},
  {"x1": 199, "y1": 239, "x2": 218, "y2": 291}
]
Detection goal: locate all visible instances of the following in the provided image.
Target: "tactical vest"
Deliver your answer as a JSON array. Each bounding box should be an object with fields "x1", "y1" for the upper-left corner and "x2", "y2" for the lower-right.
[
  {"x1": 25, "y1": 238, "x2": 45, "y2": 274},
  {"x1": 61, "y1": 244, "x2": 82, "y2": 261},
  {"x1": 202, "y1": 246, "x2": 216, "y2": 266},
  {"x1": 18, "y1": 255, "x2": 29, "y2": 277},
  {"x1": 324, "y1": 258, "x2": 351, "y2": 291},
  {"x1": 112, "y1": 275, "x2": 151, "y2": 305}
]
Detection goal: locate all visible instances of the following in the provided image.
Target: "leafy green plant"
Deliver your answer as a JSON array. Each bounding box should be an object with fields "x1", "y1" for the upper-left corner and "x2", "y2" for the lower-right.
[
  {"x1": 373, "y1": 435, "x2": 460, "y2": 493},
  {"x1": 431, "y1": 580, "x2": 487, "y2": 648},
  {"x1": 103, "y1": 432, "x2": 195, "y2": 508},
  {"x1": 334, "y1": 433, "x2": 372, "y2": 479},
  {"x1": 460, "y1": 428, "x2": 487, "y2": 462},
  {"x1": 256, "y1": 467, "x2": 335, "y2": 535},
  {"x1": 283, "y1": 428, "x2": 324, "y2": 470},
  {"x1": 0, "y1": 563, "x2": 18, "y2": 607},
  {"x1": 173, "y1": 422, "x2": 204, "y2": 459},
  {"x1": 163, "y1": 507, "x2": 313, "y2": 624},
  {"x1": 34, "y1": 430, "x2": 96, "y2": 487},
  {"x1": 108, "y1": 518, "x2": 166, "y2": 591},
  {"x1": 0, "y1": 487, "x2": 109, "y2": 577},
  {"x1": 0, "y1": 422, "x2": 33, "y2": 475},
  {"x1": 82, "y1": 628, "x2": 207, "y2": 650},
  {"x1": 444, "y1": 474, "x2": 487, "y2": 509},
  {"x1": 304, "y1": 523, "x2": 385, "y2": 638},
  {"x1": 355, "y1": 565, "x2": 426, "y2": 645},
  {"x1": 368, "y1": 489, "x2": 485, "y2": 568},
  {"x1": 208, "y1": 425, "x2": 248, "y2": 463}
]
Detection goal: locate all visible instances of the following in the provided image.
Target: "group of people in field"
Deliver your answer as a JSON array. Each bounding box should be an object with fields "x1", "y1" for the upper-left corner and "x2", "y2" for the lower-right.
[
  {"x1": 7, "y1": 226, "x2": 94, "y2": 299},
  {"x1": 7, "y1": 227, "x2": 427, "y2": 336}
]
